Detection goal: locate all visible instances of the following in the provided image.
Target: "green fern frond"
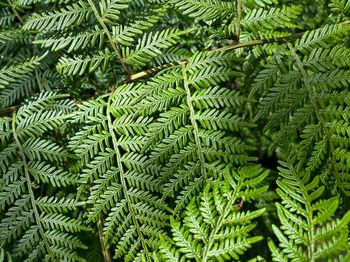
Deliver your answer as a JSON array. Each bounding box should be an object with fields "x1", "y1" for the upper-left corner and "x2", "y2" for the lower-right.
[
  {"x1": 112, "y1": 9, "x2": 165, "y2": 46},
  {"x1": 35, "y1": 26, "x2": 105, "y2": 52},
  {"x1": 0, "y1": 78, "x2": 36, "y2": 109},
  {"x1": 243, "y1": 5, "x2": 302, "y2": 31},
  {"x1": 36, "y1": 197, "x2": 84, "y2": 214},
  {"x1": 0, "y1": 9, "x2": 14, "y2": 27},
  {"x1": 242, "y1": 0, "x2": 278, "y2": 9},
  {"x1": 0, "y1": 55, "x2": 44, "y2": 88},
  {"x1": 303, "y1": 46, "x2": 350, "y2": 72},
  {"x1": 193, "y1": 86, "x2": 245, "y2": 109},
  {"x1": 295, "y1": 24, "x2": 350, "y2": 54},
  {"x1": 157, "y1": 165, "x2": 268, "y2": 261},
  {"x1": 0, "y1": 92, "x2": 86, "y2": 261},
  {"x1": 269, "y1": 163, "x2": 350, "y2": 261},
  {"x1": 57, "y1": 49, "x2": 114, "y2": 75},
  {"x1": 2, "y1": 1, "x2": 350, "y2": 261},
  {"x1": 99, "y1": 0, "x2": 131, "y2": 24},
  {"x1": 0, "y1": 29, "x2": 30, "y2": 45},
  {"x1": 23, "y1": 1, "x2": 92, "y2": 31},
  {"x1": 172, "y1": 0, "x2": 235, "y2": 22},
  {"x1": 195, "y1": 109, "x2": 253, "y2": 132},
  {"x1": 123, "y1": 29, "x2": 189, "y2": 68},
  {"x1": 70, "y1": 91, "x2": 169, "y2": 261},
  {"x1": 330, "y1": 0, "x2": 350, "y2": 14}
]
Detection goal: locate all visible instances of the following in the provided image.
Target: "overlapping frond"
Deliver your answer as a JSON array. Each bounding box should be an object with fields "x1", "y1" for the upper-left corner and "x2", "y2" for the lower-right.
[
  {"x1": 255, "y1": 26, "x2": 350, "y2": 196},
  {"x1": 23, "y1": 1, "x2": 92, "y2": 31},
  {"x1": 123, "y1": 29, "x2": 189, "y2": 68}
]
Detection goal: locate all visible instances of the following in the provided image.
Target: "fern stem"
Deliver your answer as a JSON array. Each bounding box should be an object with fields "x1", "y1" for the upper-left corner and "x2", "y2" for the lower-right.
[
  {"x1": 287, "y1": 43, "x2": 316, "y2": 105},
  {"x1": 287, "y1": 43, "x2": 318, "y2": 261},
  {"x1": 97, "y1": 217, "x2": 112, "y2": 262},
  {"x1": 236, "y1": 0, "x2": 242, "y2": 42},
  {"x1": 181, "y1": 65, "x2": 207, "y2": 181},
  {"x1": 0, "y1": 105, "x2": 20, "y2": 116},
  {"x1": 106, "y1": 96, "x2": 150, "y2": 259},
  {"x1": 216, "y1": 32, "x2": 304, "y2": 52},
  {"x1": 202, "y1": 176, "x2": 242, "y2": 261},
  {"x1": 87, "y1": 0, "x2": 131, "y2": 77},
  {"x1": 7, "y1": 0, "x2": 23, "y2": 24},
  {"x1": 11, "y1": 113, "x2": 52, "y2": 257},
  {"x1": 34, "y1": 67, "x2": 43, "y2": 92}
]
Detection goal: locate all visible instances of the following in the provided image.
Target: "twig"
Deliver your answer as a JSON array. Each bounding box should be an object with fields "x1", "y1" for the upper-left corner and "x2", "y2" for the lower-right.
[
  {"x1": 215, "y1": 32, "x2": 304, "y2": 52},
  {"x1": 106, "y1": 59, "x2": 187, "y2": 92},
  {"x1": 0, "y1": 105, "x2": 20, "y2": 116},
  {"x1": 107, "y1": 32, "x2": 305, "y2": 92}
]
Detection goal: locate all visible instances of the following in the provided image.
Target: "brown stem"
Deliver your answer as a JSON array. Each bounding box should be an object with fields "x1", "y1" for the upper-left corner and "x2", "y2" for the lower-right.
[
  {"x1": 107, "y1": 32, "x2": 305, "y2": 92},
  {"x1": 97, "y1": 217, "x2": 112, "y2": 262},
  {"x1": 0, "y1": 105, "x2": 20, "y2": 116},
  {"x1": 215, "y1": 32, "x2": 304, "y2": 52}
]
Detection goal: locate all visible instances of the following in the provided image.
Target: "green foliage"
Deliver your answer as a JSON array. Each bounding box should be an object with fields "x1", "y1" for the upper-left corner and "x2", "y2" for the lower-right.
[{"x1": 1, "y1": 0, "x2": 350, "y2": 261}]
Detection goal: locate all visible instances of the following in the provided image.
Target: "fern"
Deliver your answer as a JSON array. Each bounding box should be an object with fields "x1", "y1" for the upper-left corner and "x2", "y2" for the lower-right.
[
  {"x1": 23, "y1": 1, "x2": 93, "y2": 31},
  {"x1": 0, "y1": 92, "x2": 87, "y2": 261}
]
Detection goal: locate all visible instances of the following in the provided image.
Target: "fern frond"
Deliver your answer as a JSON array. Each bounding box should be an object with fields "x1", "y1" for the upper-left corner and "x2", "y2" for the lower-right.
[
  {"x1": 70, "y1": 91, "x2": 169, "y2": 260},
  {"x1": 0, "y1": 92, "x2": 87, "y2": 261},
  {"x1": 242, "y1": 0, "x2": 278, "y2": 9},
  {"x1": 112, "y1": 6, "x2": 167, "y2": 46},
  {"x1": 99, "y1": 0, "x2": 131, "y2": 24},
  {"x1": 123, "y1": 29, "x2": 189, "y2": 68},
  {"x1": 35, "y1": 26, "x2": 105, "y2": 52},
  {"x1": 172, "y1": 0, "x2": 235, "y2": 22},
  {"x1": 57, "y1": 49, "x2": 114, "y2": 75},
  {"x1": 269, "y1": 163, "x2": 350, "y2": 261},
  {"x1": 23, "y1": 1, "x2": 92, "y2": 31},
  {"x1": 303, "y1": 46, "x2": 350, "y2": 72},
  {"x1": 0, "y1": 9, "x2": 14, "y2": 27},
  {"x1": 243, "y1": 5, "x2": 302, "y2": 31},
  {"x1": 330, "y1": 0, "x2": 350, "y2": 13},
  {"x1": 158, "y1": 165, "x2": 268, "y2": 261},
  {"x1": 0, "y1": 55, "x2": 44, "y2": 88},
  {"x1": 295, "y1": 24, "x2": 349, "y2": 54},
  {"x1": 36, "y1": 197, "x2": 84, "y2": 214},
  {"x1": 193, "y1": 86, "x2": 245, "y2": 109}
]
